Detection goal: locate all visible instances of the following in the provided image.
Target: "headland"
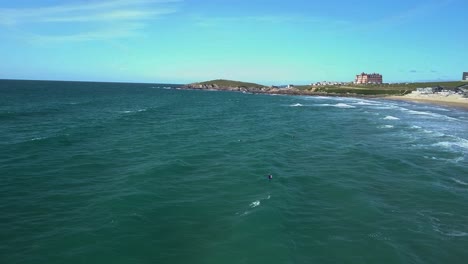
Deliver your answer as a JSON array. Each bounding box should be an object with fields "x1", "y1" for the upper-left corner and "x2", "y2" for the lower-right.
[{"x1": 184, "y1": 79, "x2": 468, "y2": 109}]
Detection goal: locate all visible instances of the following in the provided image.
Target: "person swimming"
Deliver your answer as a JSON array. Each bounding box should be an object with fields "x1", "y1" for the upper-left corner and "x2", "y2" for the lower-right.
[{"x1": 268, "y1": 174, "x2": 273, "y2": 180}]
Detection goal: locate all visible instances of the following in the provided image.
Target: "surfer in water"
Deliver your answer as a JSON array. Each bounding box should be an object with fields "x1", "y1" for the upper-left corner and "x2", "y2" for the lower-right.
[{"x1": 268, "y1": 174, "x2": 273, "y2": 180}]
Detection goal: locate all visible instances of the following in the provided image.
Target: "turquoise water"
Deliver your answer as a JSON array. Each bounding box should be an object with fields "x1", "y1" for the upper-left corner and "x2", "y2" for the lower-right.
[{"x1": 1, "y1": 80, "x2": 467, "y2": 264}]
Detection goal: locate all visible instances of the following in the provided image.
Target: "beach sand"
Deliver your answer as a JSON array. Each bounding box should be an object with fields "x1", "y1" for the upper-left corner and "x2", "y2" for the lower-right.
[{"x1": 388, "y1": 93, "x2": 468, "y2": 109}]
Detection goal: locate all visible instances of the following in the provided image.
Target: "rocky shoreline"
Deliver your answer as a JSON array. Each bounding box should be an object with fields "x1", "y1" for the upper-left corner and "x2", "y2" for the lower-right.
[
  {"x1": 184, "y1": 83, "x2": 468, "y2": 110},
  {"x1": 183, "y1": 83, "x2": 381, "y2": 98}
]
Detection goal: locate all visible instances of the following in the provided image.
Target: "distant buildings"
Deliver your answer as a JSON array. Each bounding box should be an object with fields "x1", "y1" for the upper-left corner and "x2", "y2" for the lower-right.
[
  {"x1": 456, "y1": 84, "x2": 468, "y2": 96},
  {"x1": 269, "y1": 85, "x2": 294, "y2": 89},
  {"x1": 415, "y1": 87, "x2": 443, "y2": 94},
  {"x1": 355, "y1": 72, "x2": 383, "y2": 84},
  {"x1": 413, "y1": 84, "x2": 468, "y2": 97},
  {"x1": 463, "y1": 72, "x2": 468, "y2": 81},
  {"x1": 311, "y1": 81, "x2": 348, "y2": 86}
]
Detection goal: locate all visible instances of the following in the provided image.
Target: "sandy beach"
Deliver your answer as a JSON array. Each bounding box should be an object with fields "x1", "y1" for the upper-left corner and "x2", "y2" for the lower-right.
[{"x1": 388, "y1": 93, "x2": 468, "y2": 109}]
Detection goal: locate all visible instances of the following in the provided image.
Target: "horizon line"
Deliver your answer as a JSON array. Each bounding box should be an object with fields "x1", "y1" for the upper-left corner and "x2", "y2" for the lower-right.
[{"x1": 0, "y1": 77, "x2": 464, "y2": 86}]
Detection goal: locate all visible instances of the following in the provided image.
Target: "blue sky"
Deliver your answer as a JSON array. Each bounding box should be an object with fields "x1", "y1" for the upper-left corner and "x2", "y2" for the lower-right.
[{"x1": 0, "y1": 0, "x2": 467, "y2": 84}]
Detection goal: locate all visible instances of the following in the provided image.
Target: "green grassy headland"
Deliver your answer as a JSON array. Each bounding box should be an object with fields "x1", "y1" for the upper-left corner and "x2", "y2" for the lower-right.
[
  {"x1": 196, "y1": 79, "x2": 265, "y2": 89},
  {"x1": 295, "y1": 81, "x2": 466, "y2": 96},
  {"x1": 190, "y1": 80, "x2": 466, "y2": 96}
]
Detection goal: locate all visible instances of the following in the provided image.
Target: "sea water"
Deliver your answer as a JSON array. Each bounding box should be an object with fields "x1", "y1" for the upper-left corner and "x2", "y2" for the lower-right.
[{"x1": 1, "y1": 80, "x2": 467, "y2": 263}]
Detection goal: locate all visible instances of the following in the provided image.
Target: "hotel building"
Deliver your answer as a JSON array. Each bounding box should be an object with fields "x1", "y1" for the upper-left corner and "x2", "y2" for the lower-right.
[{"x1": 355, "y1": 73, "x2": 383, "y2": 84}]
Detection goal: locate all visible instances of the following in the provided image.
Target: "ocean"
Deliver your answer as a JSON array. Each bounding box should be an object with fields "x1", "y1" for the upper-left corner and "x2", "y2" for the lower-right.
[{"x1": 1, "y1": 79, "x2": 467, "y2": 264}]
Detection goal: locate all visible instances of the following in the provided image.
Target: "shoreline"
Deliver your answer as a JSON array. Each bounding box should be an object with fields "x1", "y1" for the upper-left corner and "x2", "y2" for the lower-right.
[
  {"x1": 182, "y1": 85, "x2": 468, "y2": 110},
  {"x1": 182, "y1": 85, "x2": 381, "y2": 99},
  {"x1": 386, "y1": 94, "x2": 468, "y2": 109}
]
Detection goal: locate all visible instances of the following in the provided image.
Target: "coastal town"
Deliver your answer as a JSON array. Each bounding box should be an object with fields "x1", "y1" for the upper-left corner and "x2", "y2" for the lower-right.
[
  {"x1": 187, "y1": 72, "x2": 468, "y2": 94},
  {"x1": 185, "y1": 71, "x2": 468, "y2": 108},
  {"x1": 310, "y1": 72, "x2": 382, "y2": 87}
]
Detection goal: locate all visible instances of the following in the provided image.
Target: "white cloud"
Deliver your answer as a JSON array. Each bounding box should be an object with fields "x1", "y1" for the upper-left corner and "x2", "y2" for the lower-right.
[
  {"x1": 192, "y1": 14, "x2": 350, "y2": 29},
  {"x1": 41, "y1": 9, "x2": 176, "y2": 23},
  {"x1": 30, "y1": 23, "x2": 145, "y2": 43},
  {"x1": 0, "y1": 0, "x2": 181, "y2": 42},
  {"x1": 0, "y1": 0, "x2": 181, "y2": 24},
  {"x1": 352, "y1": 0, "x2": 453, "y2": 32}
]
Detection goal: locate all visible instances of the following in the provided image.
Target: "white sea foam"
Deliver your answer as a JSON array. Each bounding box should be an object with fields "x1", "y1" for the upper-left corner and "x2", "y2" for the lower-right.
[
  {"x1": 442, "y1": 231, "x2": 468, "y2": 237},
  {"x1": 433, "y1": 226, "x2": 468, "y2": 237},
  {"x1": 451, "y1": 178, "x2": 468, "y2": 186},
  {"x1": 236, "y1": 211, "x2": 250, "y2": 216},
  {"x1": 306, "y1": 96, "x2": 330, "y2": 100},
  {"x1": 250, "y1": 200, "x2": 260, "y2": 208},
  {"x1": 384, "y1": 116, "x2": 400, "y2": 120},
  {"x1": 420, "y1": 129, "x2": 445, "y2": 137},
  {"x1": 406, "y1": 110, "x2": 457, "y2": 121},
  {"x1": 424, "y1": 156, "x2": 465, "y2": 164},
  {"x1": 237, "y1": 198, "x2": 264, "y2": 216},
  {"x1": 354, "y1": 101, "x2": 380, "y2": 106},
  {"x1": 407, "y1": 110, "x2": 438, "y2": 116},
  {"x1": 333, "y1": 103, "x2": 355, "y2": 109},
  {"x1": 119, "y1": 109, "x2": 147, "y2": 114},
  {"x1": 369, "y1": 103, "x2": 401, "y2": 110},
  {"x1": 290, "y1": 103, "x2": 303, "y2": 107},
  {"x1": 378, "y1": 125, "x2": 394, "y2": 129},
  {"x1": 433, "y1": 139, "x2": 468, "y2": 152}
]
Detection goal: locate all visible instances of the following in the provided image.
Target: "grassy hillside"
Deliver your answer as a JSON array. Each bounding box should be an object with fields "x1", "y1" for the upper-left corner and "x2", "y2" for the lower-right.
[
  {"x1": 297, "y1": 81, "x2": 465, "y2": 96},
  {"x1": 190, "y1": 80, "x2": 465, "y2": 96},
  {"x1": 196, "y1": 79, "x2": 265, "y2": 88},
  {"x1": 346, "y1": 81, "x2": 466, "y2": 90}
]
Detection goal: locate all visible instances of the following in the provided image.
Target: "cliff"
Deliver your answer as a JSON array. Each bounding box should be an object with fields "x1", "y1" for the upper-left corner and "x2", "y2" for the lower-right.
[{"x1": 185, "y1": 79, "x2": 267, "y2": 91}]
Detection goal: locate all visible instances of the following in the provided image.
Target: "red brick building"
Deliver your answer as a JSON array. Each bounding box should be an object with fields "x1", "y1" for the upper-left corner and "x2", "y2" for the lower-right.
[{"x1": 355, "y1": 72, "x2": 383, "y2": 84}]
